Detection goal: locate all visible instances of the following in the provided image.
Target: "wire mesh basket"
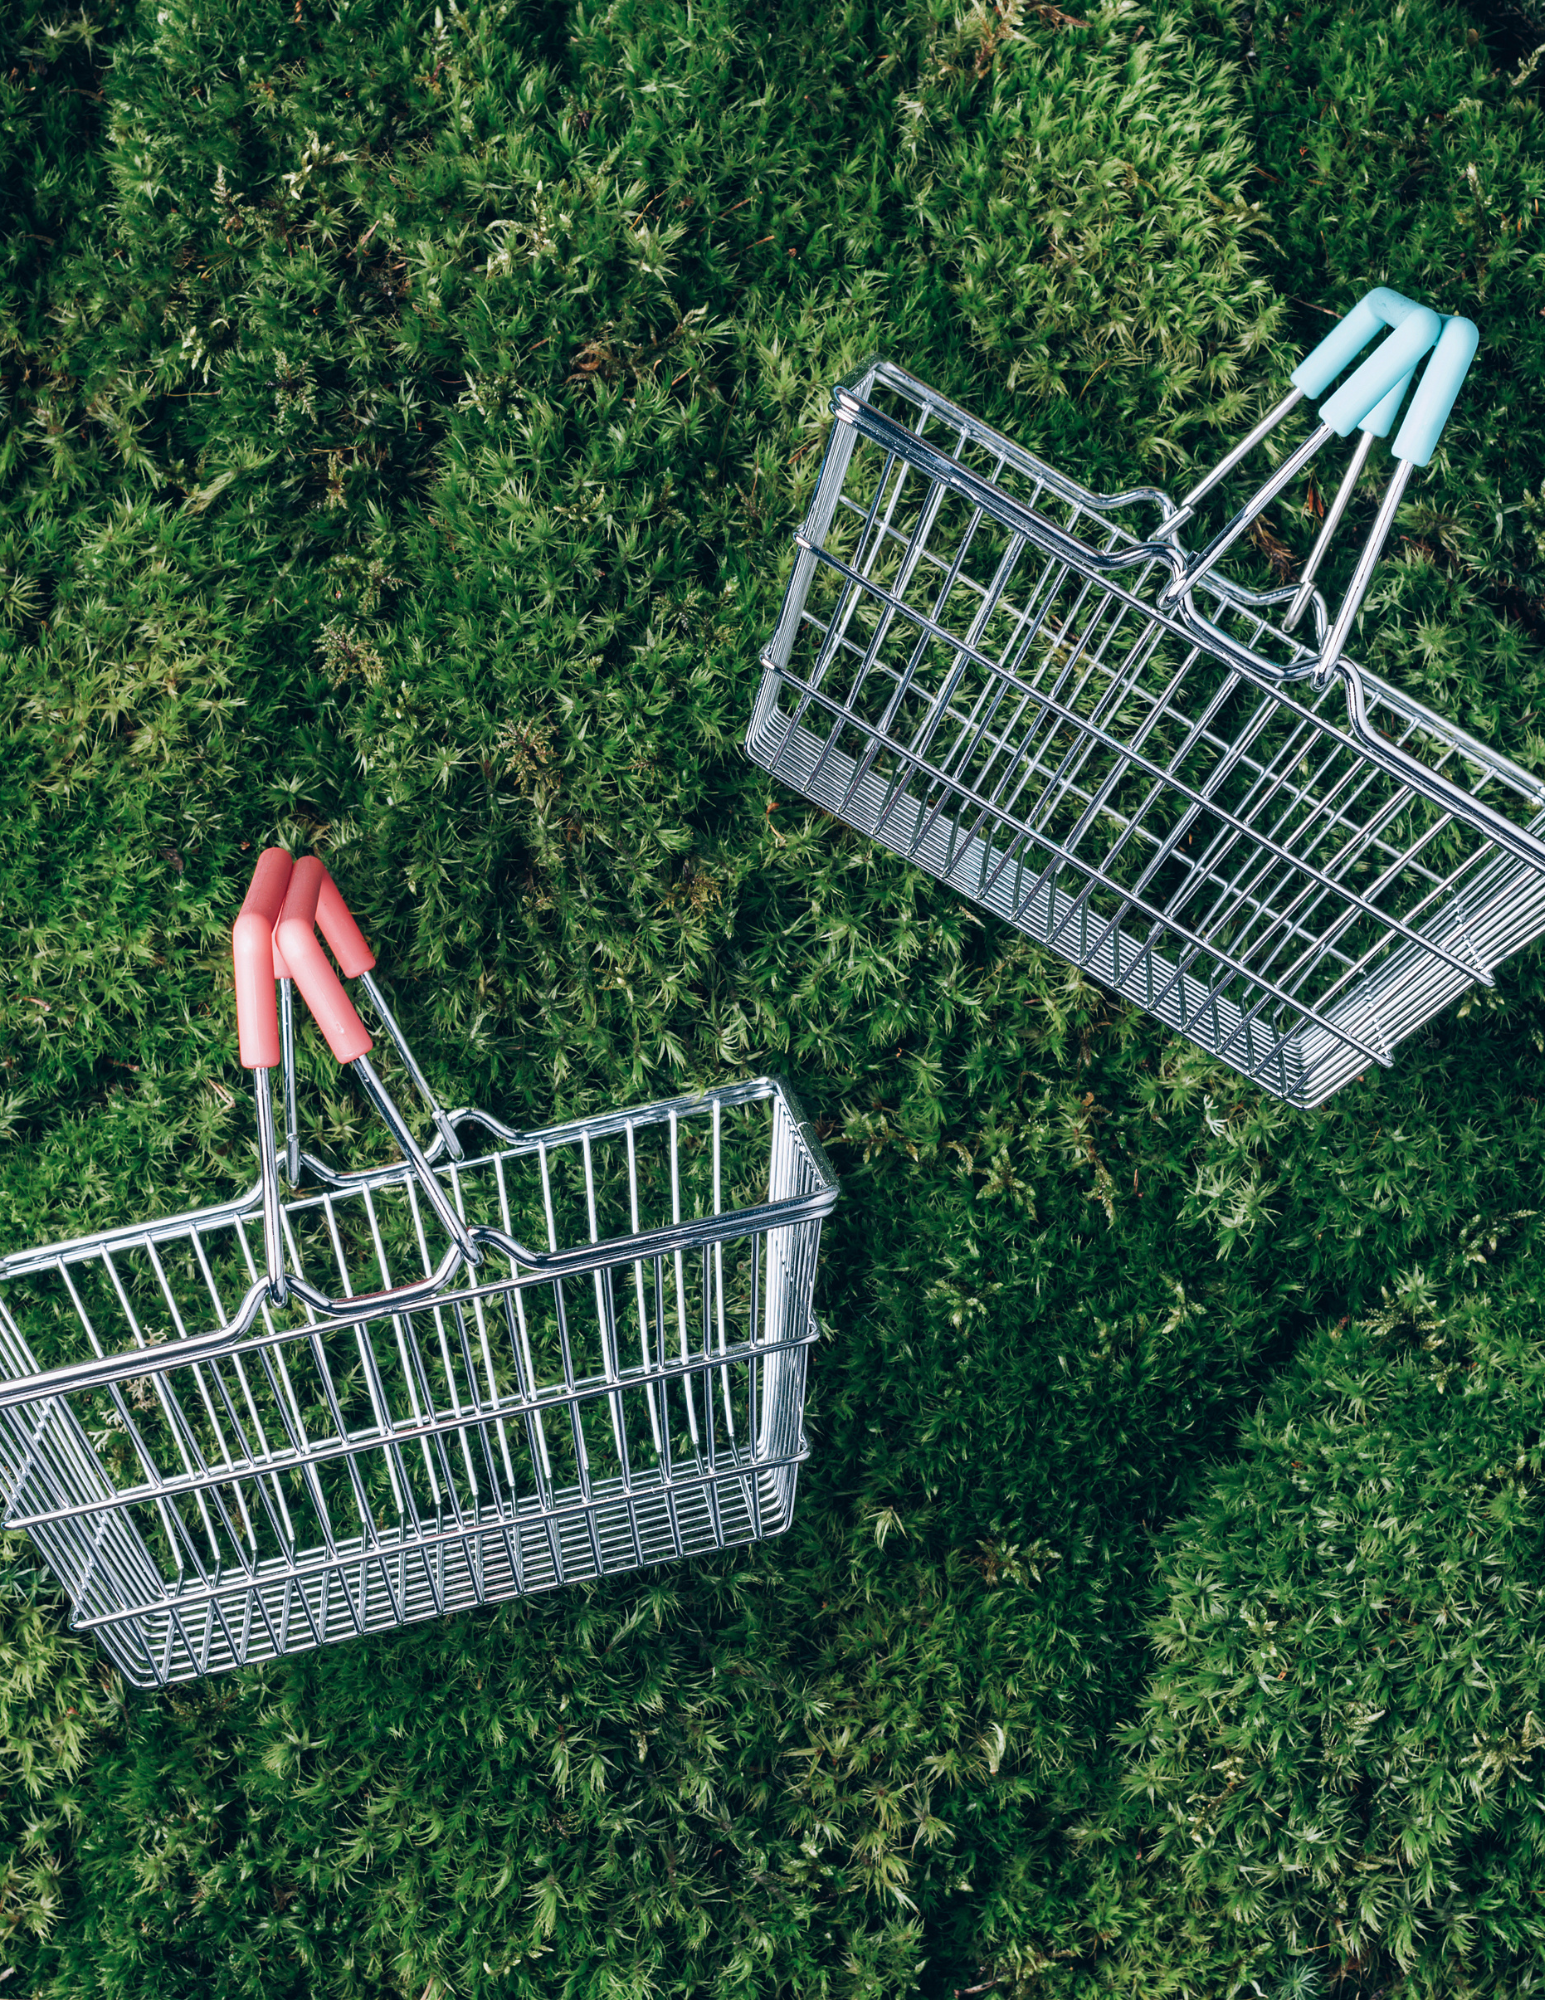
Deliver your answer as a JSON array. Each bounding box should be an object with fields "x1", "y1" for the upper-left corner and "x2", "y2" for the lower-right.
[
  {"x1": 0, "y1": 855, "x2": 838, "y2": 1688},
  {"x1": 748, "y1": 292, "x2": 1545, "y2": 1106}
]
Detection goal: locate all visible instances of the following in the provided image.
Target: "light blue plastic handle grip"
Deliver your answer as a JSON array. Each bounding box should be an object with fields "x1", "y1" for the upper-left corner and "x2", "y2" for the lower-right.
[
  {"x1": 1359, "y1": 367, "x2": 1415, "y2": 440},
  {"x1": 1391, "y1": 315, "x2": 1478, "y2": 466},
  {"x1": 1316, "y1": 305, "x2": 1442, "y2": 437},
  {"x1": 1291, "y1": 287, "x2": 1431, "y2": 398}
]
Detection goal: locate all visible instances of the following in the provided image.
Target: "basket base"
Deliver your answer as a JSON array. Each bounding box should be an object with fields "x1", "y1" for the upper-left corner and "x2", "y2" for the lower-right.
[
  {"x1": 749, "y1": 700, "x2": 1332, "y2": 1099},
  {"x1": 749, "y1": 695, "x2": 1545, "y2": 1107},
  {"x1": 85, "y1": 1453, "x2": 805, "y2": 1688}
]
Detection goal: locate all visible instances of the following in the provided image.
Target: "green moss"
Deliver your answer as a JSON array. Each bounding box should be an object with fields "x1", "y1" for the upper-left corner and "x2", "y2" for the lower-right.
[
  {"x1": 4, "y1": 0, "x2": 1545, "y2": 1992},
  {"x1": 1123, "y1": 1273, "x2": 1545, "y2": 1997}
]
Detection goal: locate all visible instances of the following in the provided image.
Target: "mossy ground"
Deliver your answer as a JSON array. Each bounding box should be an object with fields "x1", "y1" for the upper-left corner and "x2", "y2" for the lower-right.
[{"x1": 5, "y1": 0, "x2": 1545, "y2": 1992}]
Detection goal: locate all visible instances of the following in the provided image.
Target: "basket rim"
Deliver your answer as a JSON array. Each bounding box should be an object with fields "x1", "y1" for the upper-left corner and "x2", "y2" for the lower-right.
[
  {"x1": 0, "y1": 1073, "x2": 839, "y2": 1282},
  {"x1": 822, "y1": 356, "x2": 1545, "y2": 820},
  {"x1": 0, "y1": 1073, "x2": 839, "y2": 1412}
]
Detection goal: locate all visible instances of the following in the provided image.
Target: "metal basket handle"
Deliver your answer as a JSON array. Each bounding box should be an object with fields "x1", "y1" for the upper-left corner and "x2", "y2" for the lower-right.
[
  {"x1": 264, "y1": 861, "x2": 464, "y2": 1181},
  {"x1": 311, "y1": 868, "x2": 465, "y2": 1164},
  {"x1": 1156, "y1": 304, "x2": 1543, "y2": 877},
  {"x1": 1163, "y1": 291, "x2": 1444, "y2": 596},
  {"x1": 1163, "y1": 287, "x2": 1481, "y2": 687},
  {"x1": 274, "y1": 857, "x2": 479, "y2": 1268},
  {"x1": 232, "y1": 851, "x2": 479, "y2": 1306},
  {"x1": 1301, "y1": 313, "x2": 1479, "y2": 681},
  {"x1": 233, "y1": 848, "x2": 296, "y2": 1303}
]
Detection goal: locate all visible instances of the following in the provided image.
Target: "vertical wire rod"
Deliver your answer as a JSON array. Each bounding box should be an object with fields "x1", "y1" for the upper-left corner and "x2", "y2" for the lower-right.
[
  {"x1": 350, "y1": 1055, "x2": 480, "y2": 1263},
  {"x1": 252, "y1": 1067, "x2": 289, "y2": 1305},
  {"x1": 1170, "y1": 423, "x2": 1334, "y2": 600},
  {"x1": 1165, "y1": 387, "x2": 1305, "y2": 532},
  {"x1": 1282, "y1": 427, "x2": 1378, "y2": 634},
  {"x1": 357, "y1": 969, "x2": 464, "y2": 1162},
  {"x1": 278, "y1": 980, "x2": 301, "y2": 1186},
  {"x1": 1314, "y1": 459, "x2": 1416, "y2": 687}
]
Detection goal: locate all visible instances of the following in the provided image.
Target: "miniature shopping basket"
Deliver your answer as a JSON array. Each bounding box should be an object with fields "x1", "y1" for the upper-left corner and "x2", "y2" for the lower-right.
[
  {"x1": 747, "y1": 290, "x2": 1545, "y2": 1106},
  {"x1": 0, "y1": 853, "x2": 839, "y2": 1687}
]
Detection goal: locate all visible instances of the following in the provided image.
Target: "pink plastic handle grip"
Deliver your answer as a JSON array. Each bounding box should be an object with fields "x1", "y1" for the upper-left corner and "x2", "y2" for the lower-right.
[
  {"x1": 316, "y1": 866, "x2": 376, "y2": 979},
  {"x1": 276, "y1": 857, "x2": 374, "y2": 1065},
  {"x1": 232, "y1": 849, "x2": 295, "y2": 1068}
]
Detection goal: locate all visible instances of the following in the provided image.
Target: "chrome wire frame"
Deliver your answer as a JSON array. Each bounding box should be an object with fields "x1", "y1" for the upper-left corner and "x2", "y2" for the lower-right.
[
  {"x1": 748, "y1": 360, "x2": 1545, "y2": 1108},
  {"x1": 0, "y1": 1079, "x2": 838, "y2": 1687}
]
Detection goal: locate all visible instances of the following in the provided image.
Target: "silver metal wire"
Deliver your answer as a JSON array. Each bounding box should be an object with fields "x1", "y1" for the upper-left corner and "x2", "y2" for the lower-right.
[
  {"x1": 747, "y1": 360, "x2": 1545, "y2": 1107},
  {"x1": 0, "y1": 1079, "x2": 837, "y2": 1687},
  {"x1": 356, "y1": 970, "x2": 464, "y2": 1163}
]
